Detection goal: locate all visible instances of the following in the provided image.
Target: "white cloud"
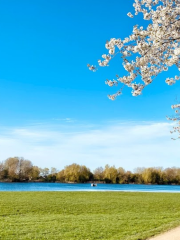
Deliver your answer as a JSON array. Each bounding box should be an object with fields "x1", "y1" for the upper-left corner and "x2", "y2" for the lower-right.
[
  {"x1": 0, "y1": 121, "x2": 179, "y2": 171},
  {"x1": 52, "y1": 118, "x2": 74, "y2": 123}
]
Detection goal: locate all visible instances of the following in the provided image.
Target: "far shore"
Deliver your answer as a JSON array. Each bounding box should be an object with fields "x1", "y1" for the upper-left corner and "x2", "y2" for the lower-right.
[{"x1": 0, "y1": 180, "x2": 180, "y2": 185}]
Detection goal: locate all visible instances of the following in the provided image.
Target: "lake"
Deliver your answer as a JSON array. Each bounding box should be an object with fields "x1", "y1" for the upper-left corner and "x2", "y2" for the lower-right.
[{"x1": 1, "y1": 182, "x2": 180, "y2": 192}]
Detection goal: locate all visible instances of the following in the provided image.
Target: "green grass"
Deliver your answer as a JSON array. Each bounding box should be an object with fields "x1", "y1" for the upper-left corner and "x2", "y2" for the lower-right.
[{"x1": 0, "y1": 192, "x2": 180, "y2": 239}]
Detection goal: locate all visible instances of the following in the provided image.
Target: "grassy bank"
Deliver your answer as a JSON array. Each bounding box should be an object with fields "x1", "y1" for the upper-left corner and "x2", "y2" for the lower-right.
[{"x1": 0, "y1": 192, "x2": 180, "y2": 240}]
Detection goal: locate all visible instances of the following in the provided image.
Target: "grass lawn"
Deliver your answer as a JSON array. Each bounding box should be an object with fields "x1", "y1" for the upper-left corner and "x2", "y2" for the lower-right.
[{"x1": 0, "y1": 192, "x2": 180, "y2": 239}]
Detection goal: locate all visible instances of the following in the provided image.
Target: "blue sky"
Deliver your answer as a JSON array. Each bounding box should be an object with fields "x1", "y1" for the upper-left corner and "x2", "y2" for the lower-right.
[{"x1": 0, "y1": 0, "x2": 179, "y2": 170}]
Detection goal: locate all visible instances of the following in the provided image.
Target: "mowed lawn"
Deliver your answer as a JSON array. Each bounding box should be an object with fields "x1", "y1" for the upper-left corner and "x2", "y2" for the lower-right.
[{"x1": 0, "y1": 192, "x2": 180, "y2": 240}]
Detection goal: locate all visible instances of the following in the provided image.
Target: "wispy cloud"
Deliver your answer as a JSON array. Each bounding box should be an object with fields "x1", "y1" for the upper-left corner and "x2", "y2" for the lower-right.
[
  {"x1": 0, "y1": 121, "x2": 179, "y2": 171},
  {"x1": 52, "y1": 118, "x2": 74, "y2": 123}
]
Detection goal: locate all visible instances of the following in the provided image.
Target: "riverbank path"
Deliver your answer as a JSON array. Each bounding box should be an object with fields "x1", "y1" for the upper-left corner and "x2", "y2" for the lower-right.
[{"x1": 149, "y1": 226, "x2": 180, "y2": 240}]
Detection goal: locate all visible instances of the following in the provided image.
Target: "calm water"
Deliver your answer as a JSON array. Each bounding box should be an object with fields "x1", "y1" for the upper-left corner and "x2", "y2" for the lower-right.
[{"x1": 0, "y1": 182, "x2": 180, "y2": 192}]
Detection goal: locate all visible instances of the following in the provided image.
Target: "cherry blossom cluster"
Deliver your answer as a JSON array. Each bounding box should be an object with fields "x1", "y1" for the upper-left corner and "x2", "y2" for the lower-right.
[
  {"x1": 167, "y1": 103, "x2": 180, "y2": 139},
  {"x1": 88, "y1": 0, "x2": 180, "y2": 100},
  {"x1": 88, "y1": 0, "x2": 180, "y2": 138}
]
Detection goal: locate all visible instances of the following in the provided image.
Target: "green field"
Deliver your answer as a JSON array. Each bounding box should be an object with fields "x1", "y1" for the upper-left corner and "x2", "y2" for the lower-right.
[{"x1": 0, "y1": 192, "x2": 180, "y2": 240}]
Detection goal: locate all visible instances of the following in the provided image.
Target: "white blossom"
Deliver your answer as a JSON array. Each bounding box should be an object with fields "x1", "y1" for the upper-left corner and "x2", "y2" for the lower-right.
[
  {"x1": 171, "y1": 104, "x2": 180, "y2": 109},
  {"x1": 109, "y1": 48, "x2": 115, "y2": 55},
  {"x1": 105, "y1": 79, "x2": 118, "y2": 87},
  {"x1": 174, "y1": 48, "x2": 180, "y2": 56},
  {"x1": 127, "y1": 12, "x2": 134, "y2": 18},
  {"x1": 169, "y1": 103, "x2": 180, "y2": 139}
]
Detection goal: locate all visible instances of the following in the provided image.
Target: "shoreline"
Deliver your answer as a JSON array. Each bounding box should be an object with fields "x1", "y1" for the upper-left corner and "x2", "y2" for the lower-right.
[{"x1": 0, "y1": 180, "x2": 180, "y2": 186}]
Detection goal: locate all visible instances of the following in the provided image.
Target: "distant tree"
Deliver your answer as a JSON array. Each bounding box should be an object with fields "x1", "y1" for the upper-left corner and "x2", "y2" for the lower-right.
[
  {"x1": 64, "y1": 163, "x2": 81, "y2": 182},
  {"x1": 117, "y1": 167, "x2": 126, "y2": 183},
  {"x1": 45, "y1": 167, "x2": 58, "y2": 182},
  {"x1": 93, "y1": 167, "x2": 104, "y2": 181},
  {"x1": 175, "y1": 168, "x2": 180, "y2": 184},
  {"x1": 134, "y1": 167, "x2": 145, "y2": 175},
  {"x1": 0, "y1": 162, "x2": 8, "y2": 180},
  {"x1": 40, "y1": 168, "x2": 50, "y2": 178},
  {"x1": 4, "y1": 157, "x2": 19, "y2": 180},
  {"x1": 50, "y1": 167, "x2": 58, "y2": 175},
  {"x1": 56, "y1": 170, "x2": 65, "y2": 182},
  {"x1": 103, "y1": 165, "x2": 118, "y2": 183},
  {"x1": 31, "y1": 166, "x2": 40, "y2": 180},
  {"x1": 142, "y1": 168, "x2": 161, "y2": 184},
  {"x1": 163, "y1": 167, "x2": 178, "y2": 184},
  {"x1": 124, "y1": 171, "x2": 133, "y2": 184},
  {"x1": 63, "y1": 163, "x2": 92, "y2": 183},
  {"x1": 0, "y1": 162, "x2": 3, "y2": 179},
  {"x1": 19, "y1": 159, "x2": 33, "y2": 180},
  {"x1": 131, "y1": 173, "x2": 143, "y2": 184},
  {"x1": 4, "y1": 157, "x2": 33, "y2": 181},
  {"x1": 133, "y1": 167, "x2": 146, "y2": 183},
  {"x1": 79, "y1": 165, "x2": 92, "y2": 183}
]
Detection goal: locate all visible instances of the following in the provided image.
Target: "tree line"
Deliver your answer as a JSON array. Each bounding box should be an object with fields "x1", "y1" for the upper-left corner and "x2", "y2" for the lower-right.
[{"x1": 1, "y1": 157, "x2": 180, "y2": 185}]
